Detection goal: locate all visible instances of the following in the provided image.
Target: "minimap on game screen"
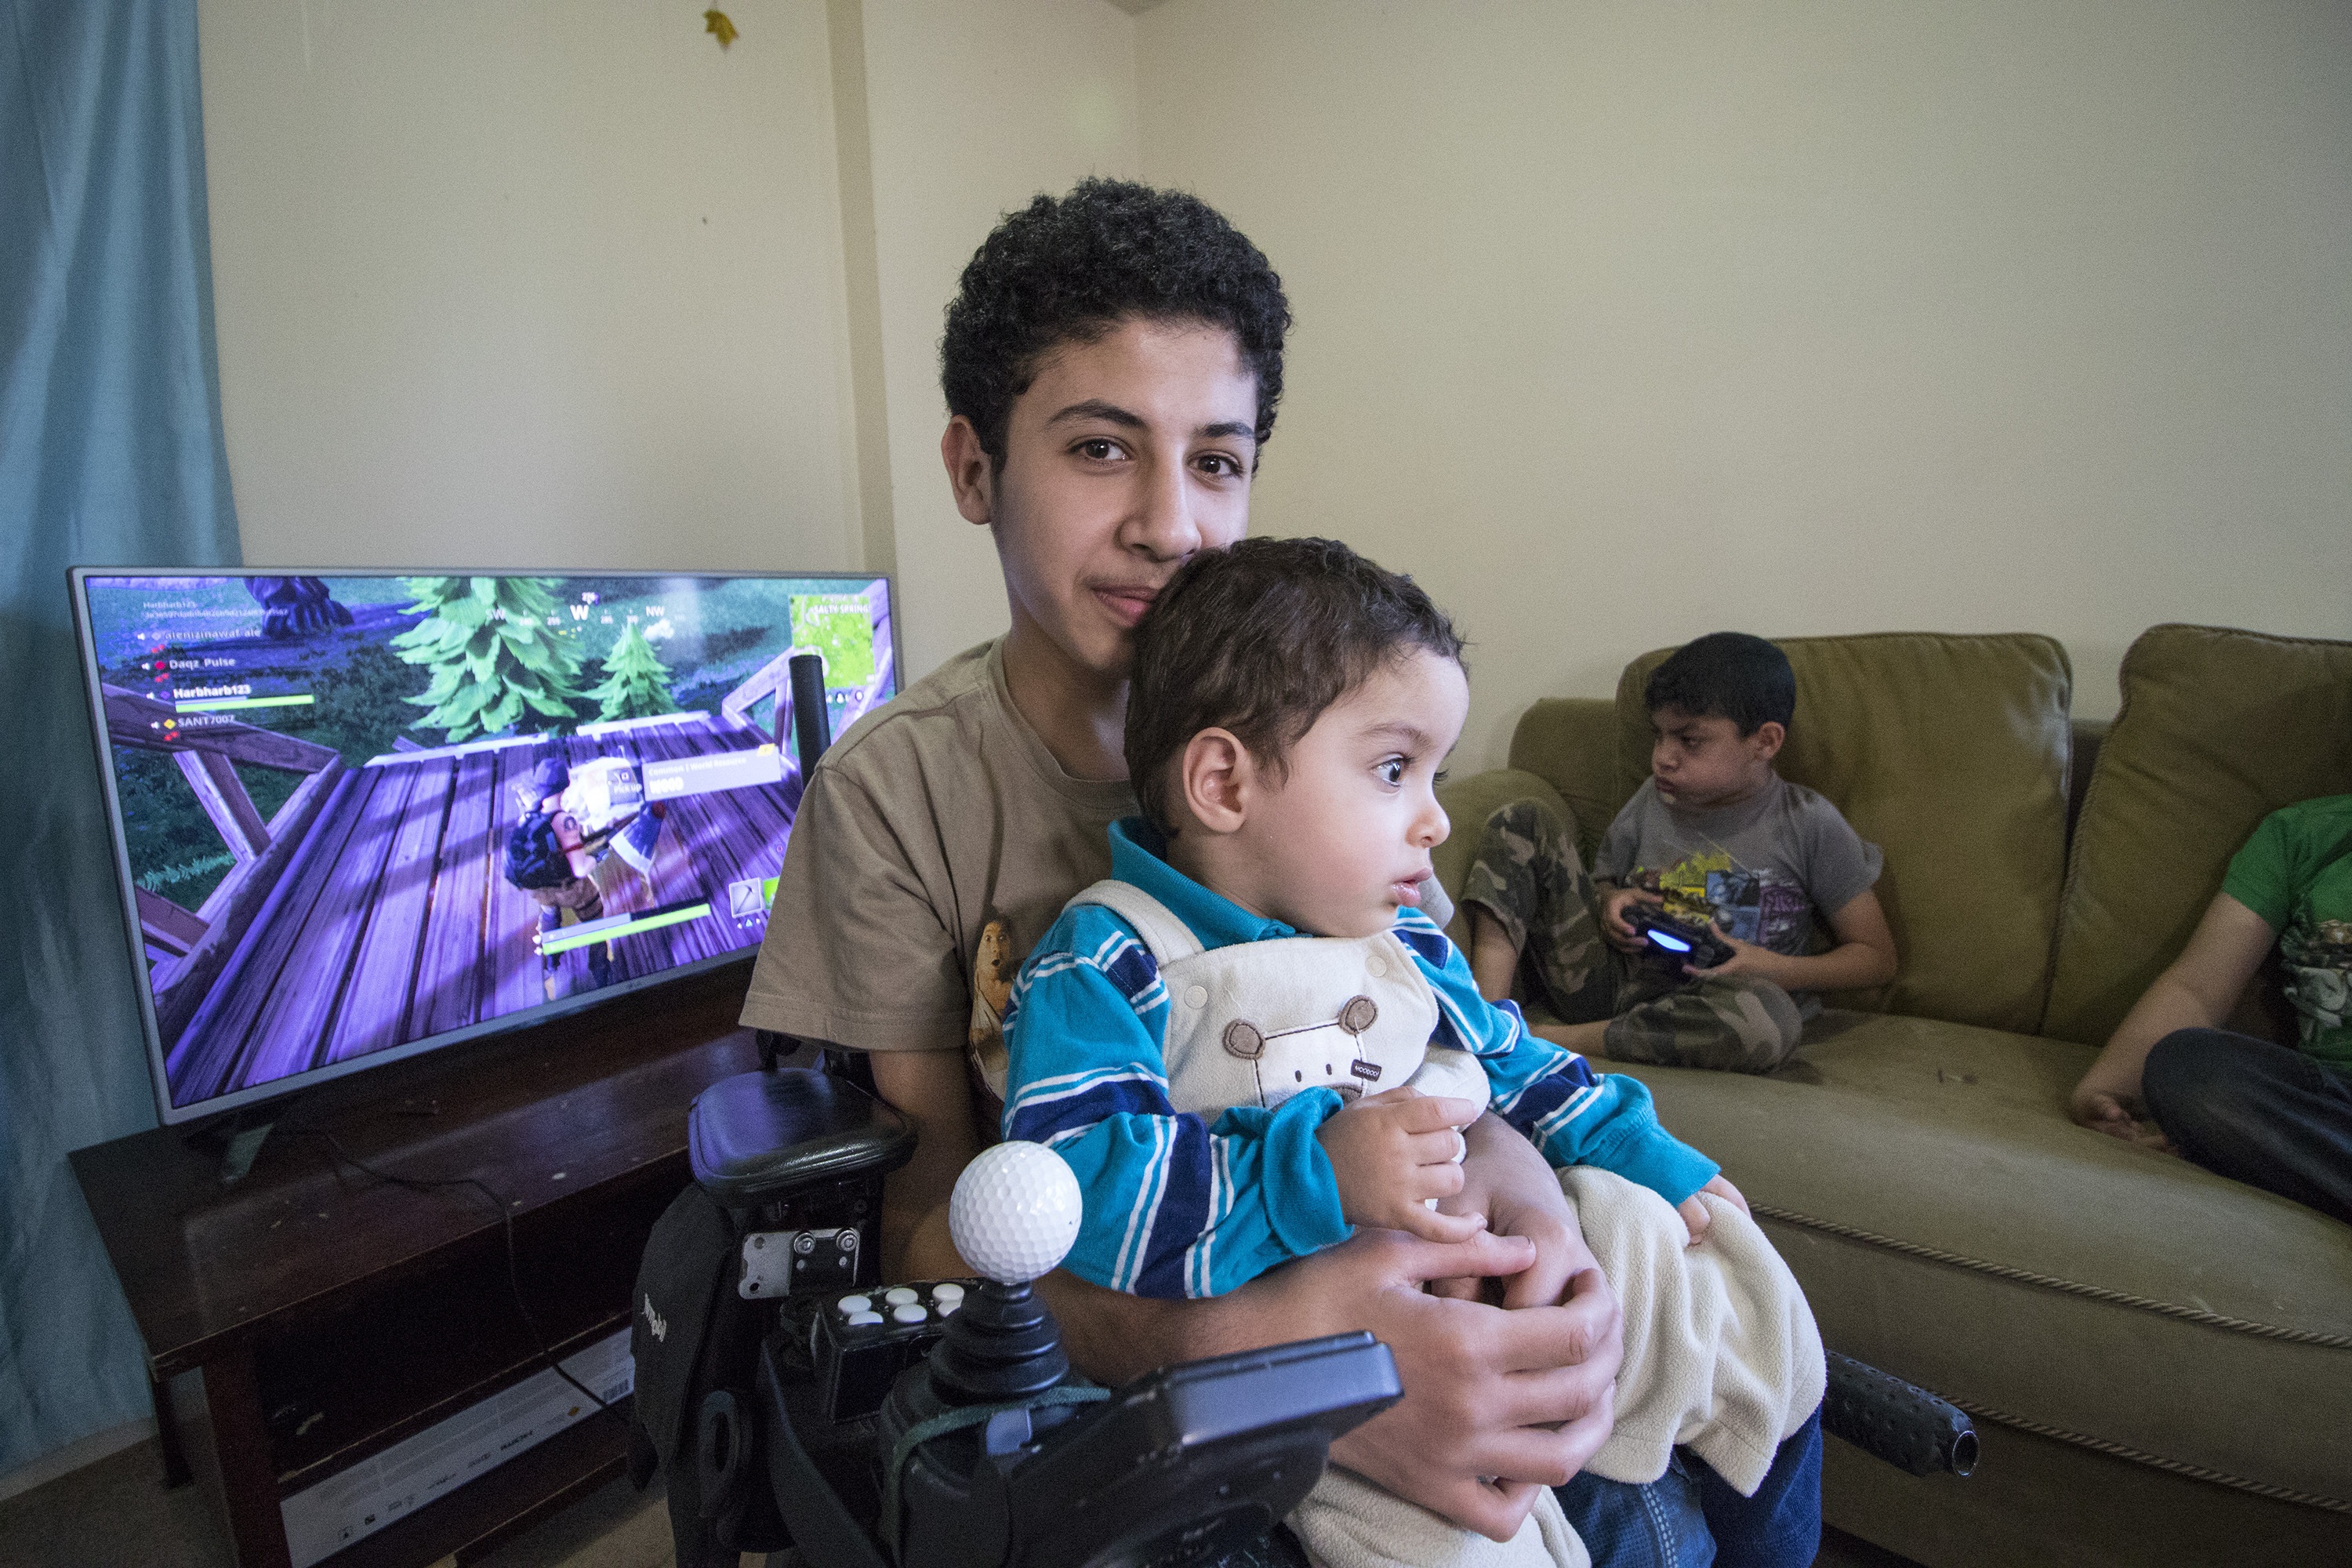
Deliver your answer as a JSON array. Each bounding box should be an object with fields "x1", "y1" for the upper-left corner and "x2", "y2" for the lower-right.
[{"x1": 78, "y1": 572, "x2": 895, "y2": 1115}]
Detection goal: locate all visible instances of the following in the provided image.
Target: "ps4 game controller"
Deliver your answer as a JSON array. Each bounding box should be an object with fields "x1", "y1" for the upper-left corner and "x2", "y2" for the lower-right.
[{"x1": 1626, "y1": 905, "x2": 1737, "y2": 970}]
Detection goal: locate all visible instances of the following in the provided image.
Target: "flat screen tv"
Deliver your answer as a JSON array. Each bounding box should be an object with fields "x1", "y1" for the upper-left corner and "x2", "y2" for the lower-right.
[{"x1": 70, "y1": 569, "x2": 897, "y2": 1126}]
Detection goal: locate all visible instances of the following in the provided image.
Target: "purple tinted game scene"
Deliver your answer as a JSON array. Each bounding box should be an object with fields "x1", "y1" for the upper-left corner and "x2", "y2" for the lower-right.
[{"x1": 72, "y1": 572, "x2": 895, "y2": 1122}]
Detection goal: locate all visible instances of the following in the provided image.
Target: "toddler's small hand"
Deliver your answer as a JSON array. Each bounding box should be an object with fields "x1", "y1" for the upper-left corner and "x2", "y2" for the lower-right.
[
  {"x1": 1317, "y1": 1088, "x2": 1485, "y2": 1243},
  {"x1": 1676, "y1": 1174, "x2": 1748, "y2": 1246}
]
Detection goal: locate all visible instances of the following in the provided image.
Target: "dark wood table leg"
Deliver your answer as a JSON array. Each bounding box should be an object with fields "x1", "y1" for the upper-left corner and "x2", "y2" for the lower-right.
[
  {"x1": 205, "y1": 1346, "x2": 294, "y2": 1568},
  {"x1": 152, "y1": 1367, "x2": 193, "y2": 1489}
]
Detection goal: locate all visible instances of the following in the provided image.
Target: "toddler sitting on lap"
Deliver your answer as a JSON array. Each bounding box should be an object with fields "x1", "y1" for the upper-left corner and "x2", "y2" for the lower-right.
[{"x1": 1001, "y1": 539, "x2": 1824, "y2": 1568}]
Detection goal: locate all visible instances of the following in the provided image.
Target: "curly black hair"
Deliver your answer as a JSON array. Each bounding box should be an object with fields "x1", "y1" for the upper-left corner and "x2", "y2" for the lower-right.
[
  {"x1": 941, "y1": 178, "x2": 1291, "y2": 470},
  {"x1": 1125, "y1": 537, "x2": 1465, "y2": 834}
]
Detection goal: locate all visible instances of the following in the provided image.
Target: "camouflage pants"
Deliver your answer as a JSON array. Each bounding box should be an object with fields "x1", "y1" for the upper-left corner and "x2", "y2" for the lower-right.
[{"x1": 1457, "y1": 797, "x2": 1805, "y2": 1074}]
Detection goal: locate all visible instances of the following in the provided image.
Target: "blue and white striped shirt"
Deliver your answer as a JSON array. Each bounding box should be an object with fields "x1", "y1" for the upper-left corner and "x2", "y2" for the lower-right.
[{"x1": 1002, "y1": 818, "x2": 1719, "y2": 1300}]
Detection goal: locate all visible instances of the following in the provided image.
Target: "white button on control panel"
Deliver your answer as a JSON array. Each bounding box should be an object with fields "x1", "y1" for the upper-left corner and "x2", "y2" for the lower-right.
[{"x1": 828, "y1": 1280, "x2": 982, "y2": 1333}]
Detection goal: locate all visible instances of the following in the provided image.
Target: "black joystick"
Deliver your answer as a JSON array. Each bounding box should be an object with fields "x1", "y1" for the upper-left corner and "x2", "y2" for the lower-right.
[{"x1": 926, "y1": 1276, "x2": 1067, "y2": 1404}]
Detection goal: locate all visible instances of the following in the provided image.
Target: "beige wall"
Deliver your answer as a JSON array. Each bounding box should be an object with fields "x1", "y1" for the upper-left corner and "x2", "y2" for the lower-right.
[
  {"x1": 851, "y1": 0, "x2": 1141, "y2": 677},
  {"x1": 201, "y1": 2, "x2": 2351, "y2": 761},
  {"x1": 199, "y1": 0, "x2": 1142, "y2": 680},
  {"x1": 199, "y1": 0, "x2": 863, "y2": 575},
  {"x1": 1138, "y1": 0, "x2": 2352, "y2": 764}
]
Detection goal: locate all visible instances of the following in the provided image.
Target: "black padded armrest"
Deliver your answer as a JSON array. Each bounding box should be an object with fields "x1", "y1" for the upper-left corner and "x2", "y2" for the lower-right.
[{"x1": 689, "y1": 1067, "x2": 917, "y2": 1208}]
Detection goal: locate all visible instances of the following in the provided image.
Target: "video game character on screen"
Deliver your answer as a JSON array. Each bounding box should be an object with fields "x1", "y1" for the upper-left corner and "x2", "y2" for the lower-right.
[{"x1": 503, "y1": 742, "x2": 674, "y2": 999}]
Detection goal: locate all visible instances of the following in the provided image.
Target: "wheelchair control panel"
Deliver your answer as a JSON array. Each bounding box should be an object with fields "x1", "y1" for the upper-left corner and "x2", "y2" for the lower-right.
[{"x1": 655, "y1": 1066, "x2": 1398, "y2": 1568}]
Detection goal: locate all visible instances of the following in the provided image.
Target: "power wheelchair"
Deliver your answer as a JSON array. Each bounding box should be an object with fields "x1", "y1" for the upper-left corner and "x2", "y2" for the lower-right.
[{"x1": 626, "y1": 1040, "x2": 1976, "y2": 1568}]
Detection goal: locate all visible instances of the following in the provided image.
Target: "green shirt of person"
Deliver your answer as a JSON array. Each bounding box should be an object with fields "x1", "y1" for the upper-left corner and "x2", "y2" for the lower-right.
[{"x1": 2221, "y1": 793, "x2": 2352, "y2": 1073}]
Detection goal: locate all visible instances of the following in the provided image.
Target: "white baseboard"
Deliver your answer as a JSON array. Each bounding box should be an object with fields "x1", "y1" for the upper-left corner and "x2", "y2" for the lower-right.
[{"x1": 0, "y1": 1417, "x2": 158, "y2": 1506}]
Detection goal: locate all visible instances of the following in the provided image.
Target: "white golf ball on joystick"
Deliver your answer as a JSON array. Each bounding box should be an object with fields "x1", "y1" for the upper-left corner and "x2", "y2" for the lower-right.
[{"x1": 948, "y1": 1140, "x2": 1083, "y2": 1285}]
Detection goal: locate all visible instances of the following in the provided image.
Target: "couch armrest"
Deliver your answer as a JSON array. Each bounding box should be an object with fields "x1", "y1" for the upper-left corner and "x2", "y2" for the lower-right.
[
  {"x1": 1506, "y1": 697, "x2": 1630, "y2": 869},
  {"x1": 1432, "y1": 768, "x2": 1577, "y2": 949}
]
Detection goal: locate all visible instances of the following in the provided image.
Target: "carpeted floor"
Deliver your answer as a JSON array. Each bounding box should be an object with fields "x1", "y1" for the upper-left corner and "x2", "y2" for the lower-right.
[{"x1": 0, "y1": 1432, "x2": 1919, "y2": 1568}]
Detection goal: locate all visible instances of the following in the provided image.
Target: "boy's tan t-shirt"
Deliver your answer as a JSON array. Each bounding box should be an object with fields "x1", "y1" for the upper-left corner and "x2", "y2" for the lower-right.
[
  {"x1": 739, "y1": 640, "x2": 1133, "y2": 1102},
  {"x1": 739, "y1": 637, "x2": 1457, "y2": 1107}
]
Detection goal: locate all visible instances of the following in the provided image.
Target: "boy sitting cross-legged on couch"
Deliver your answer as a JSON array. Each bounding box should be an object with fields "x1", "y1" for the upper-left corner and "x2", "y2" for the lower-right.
[
  {"x1": 1001, "y1": 541, "x2": 1825, "y2": 1568},
  {"x1": 1463, "y1": 633, "x2": 1900, "y2": 1074}
]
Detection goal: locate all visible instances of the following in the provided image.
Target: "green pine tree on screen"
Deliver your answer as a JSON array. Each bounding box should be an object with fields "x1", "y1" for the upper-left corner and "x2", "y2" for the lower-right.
[
  {"x1": 589, "y1": 622, "x2": 679, "y2": 723},
  {"x1": 392, "y1": 576, "x2": 586, "y2": 742}
]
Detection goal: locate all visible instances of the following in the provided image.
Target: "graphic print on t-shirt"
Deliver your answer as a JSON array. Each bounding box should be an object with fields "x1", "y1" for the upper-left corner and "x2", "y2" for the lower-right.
[
  {"x1": 2281, "y1": 916, "x2": 2352, "y2": 1057},
  {"x1": 967, "y1": 915, "x2": 1019, "y2": 1104},
  {"x1": 1638, "y1": 845, "x2": 1810, "y2": 955}
]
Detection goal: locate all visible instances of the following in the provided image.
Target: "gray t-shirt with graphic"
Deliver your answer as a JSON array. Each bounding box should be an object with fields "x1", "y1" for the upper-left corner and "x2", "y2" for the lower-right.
[{"x1": 1594, "y1": 775, "x2": 1883, "y2": 958}]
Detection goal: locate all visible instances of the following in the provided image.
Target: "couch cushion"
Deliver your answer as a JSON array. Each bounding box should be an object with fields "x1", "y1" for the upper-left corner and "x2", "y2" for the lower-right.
[
  {"x1": 1504, "y1": 697, "x2": 1626, "y2": 870},
  {"x1": 2042, "y1": 624, "x2": 2352, "y2": 1046},
  {"x1": 1617, "y1": 1011, "x2": 2352, "y2": 1508},
  {"x1": 1616, "y1": 633, "x2": 2074, "y2": 1033}
]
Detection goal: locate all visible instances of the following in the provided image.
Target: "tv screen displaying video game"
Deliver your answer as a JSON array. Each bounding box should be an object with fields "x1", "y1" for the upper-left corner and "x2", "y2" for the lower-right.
[{"x1": 71, "y1": 570, "x2": 896, "y2": 1124}]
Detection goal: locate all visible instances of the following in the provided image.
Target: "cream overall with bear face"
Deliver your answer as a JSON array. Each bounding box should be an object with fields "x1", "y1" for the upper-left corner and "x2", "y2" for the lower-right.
[{"x1": 1068, "y1": 880, "x2": 1491, "y2": 1118}]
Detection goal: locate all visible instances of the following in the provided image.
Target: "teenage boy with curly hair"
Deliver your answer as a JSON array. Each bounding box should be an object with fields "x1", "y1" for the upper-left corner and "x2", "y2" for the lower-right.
[{"x1": 742, "y1": 180, "x2": 1792, "y2": 1564}]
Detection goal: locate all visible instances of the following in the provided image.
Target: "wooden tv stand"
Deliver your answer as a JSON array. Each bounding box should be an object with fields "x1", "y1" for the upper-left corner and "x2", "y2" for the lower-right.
[{"x1": 70, "y1": 964, "x2": 762, "y2": 1568}]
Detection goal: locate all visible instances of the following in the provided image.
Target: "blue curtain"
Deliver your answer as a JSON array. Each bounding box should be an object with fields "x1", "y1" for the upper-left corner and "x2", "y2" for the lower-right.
[{"x1": 1, "y1": 0, "x2": 241, "y2": 1476}]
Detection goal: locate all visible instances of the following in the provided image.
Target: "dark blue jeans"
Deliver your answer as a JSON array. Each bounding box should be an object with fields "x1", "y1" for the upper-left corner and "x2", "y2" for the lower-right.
[
  {"x1": 1555, "y1": 1406, "x2": 1824, "y2": 1568},
  {"x1": 2142, "y1": 1027, "x2": 2352, "y2": 1225}
]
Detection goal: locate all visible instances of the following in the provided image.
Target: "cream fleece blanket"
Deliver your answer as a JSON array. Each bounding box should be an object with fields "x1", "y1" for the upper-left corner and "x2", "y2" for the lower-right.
[
  {"x1": 1288, "y1": 1168, "x2": 1822, "y2": 1568},
  {"x1": 1566, "y1": 1166, "x2": 1824, "y2": 1497},
  {"x1": 1290, "y1": 1466, "x2": 1589, "y2": 1568}
]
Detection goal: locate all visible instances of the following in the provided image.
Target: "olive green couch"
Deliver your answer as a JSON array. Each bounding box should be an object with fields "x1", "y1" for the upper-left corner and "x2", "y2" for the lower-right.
[{"x1": 1432, "y1": 625, "x2": 2352, "y2": 1567}]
